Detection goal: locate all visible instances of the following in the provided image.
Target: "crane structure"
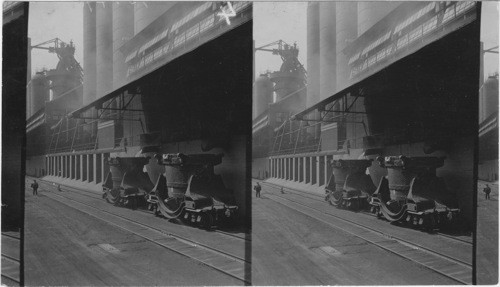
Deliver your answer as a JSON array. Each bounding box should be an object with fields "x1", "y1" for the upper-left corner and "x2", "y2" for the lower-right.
[
  {"x1": 255, "y1": 40, "x2": 307, "y2": 77},
  {"x1": 30, "y1": 38, "x2": 84, "y2": 100}
]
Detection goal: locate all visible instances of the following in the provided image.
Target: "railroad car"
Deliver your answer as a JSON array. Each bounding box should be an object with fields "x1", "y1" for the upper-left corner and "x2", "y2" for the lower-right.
[
  {"x1": 369, "y1": 156, "x2": 460, "y2": 230},
  {"x1": 102, "y1": 157, "x2": 154, "y2": 208},
  {"x1": 324, "y1": 155, "x2": 460, "y2": 230},
  {"x1": 325, "y1": 159, "x2": 376, "y2": 210},
  {"x1": 102, "y1": 154, "x2": 239, "y2": 229},
  {"x1": 146, "y1": 153, "x2": 238, "y2": 229}
]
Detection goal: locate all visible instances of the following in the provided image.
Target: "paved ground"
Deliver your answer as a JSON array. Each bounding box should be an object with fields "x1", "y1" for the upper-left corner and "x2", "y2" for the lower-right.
[
  {"x1": 251, "y1": 180, "x2": 461, "y2": 285},
  {"x1": 24, "y1": 183, "x2": 242, "y2": 286},
  {"x1": 476, "y1": 180, "x2": 499, "y2": 285}
]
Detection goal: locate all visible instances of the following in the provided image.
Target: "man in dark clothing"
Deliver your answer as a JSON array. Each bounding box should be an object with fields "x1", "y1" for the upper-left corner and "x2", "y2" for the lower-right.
[
  {"x1": 484, "y1": 184, "x2": 491, "y2": 200},
  {"x1": 254, "y1": 182, "x2": 261, "y2": 198},
  {"x1": 31, "y1": 180, "x2": 39, "y2": 196}
]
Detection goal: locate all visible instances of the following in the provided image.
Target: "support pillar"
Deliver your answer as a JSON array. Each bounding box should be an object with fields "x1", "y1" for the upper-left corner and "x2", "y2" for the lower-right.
[
  {"x1": 270, "y1": 158, "x2": 274, "y2": 178},
  {"x1": 76, "y1": 155, "x2": 81, "y2": 180},
  {"x1": 101, "y1": 154, "x2": 106, "y2": 183},
  {"x1": 103, "y1": 153, "x2": 109, "y2": 183},
  {"x1": 65, "y1": 156, "x2": 68, "y2": 178},
  {"x1": 88, "y1": 154, "x2": 94, "y2": 183},
  {"x1": 273, "y1": 158, "x2": 278, "y2": 178},
  {"x1": 95, "y1": 154, "x2": 101, "y2": 183},
  {"x1": 282, "y1": 158, "x2": 285, "y2": 179},
  {"x1": 285, "y1": 158, "x2": 289, "y2": 180},
  {"x1": 278, "y1": 158, "x2": 281, "y2": 179},
  {"x1": 294, "y1": 158, "x2": 298, "y2": 181},
  {"x1": 80, "y1": 154, "x2": 85, "y2": 181},
  {"x1": 69, "y1": 156, "x2": 72, "y2": 179},
  {"x1": 86, "y1": 154, "x2": 91, "y2": 182},
  {"x1": 268, "y1": 158, "x2": 271, "y2": 178},
  {"x1": 324, "y1": 155, "x2": 328, "y2": 186},
  {"x1": 301, "y1": 157, "x2": 306, "y2": 183},
  {"x1": 305, "y1": 157, "x2": 310, "y2": 183},
  {"x1": 316, "y1": 156, "x2": 321, "y2": 186},
  {"x1": 311, "y1": 156, "x2": 317, "y2": 185}
]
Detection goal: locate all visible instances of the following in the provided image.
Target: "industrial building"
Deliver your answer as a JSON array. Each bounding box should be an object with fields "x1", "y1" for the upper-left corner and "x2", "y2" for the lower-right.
[
  {"x1": 252, "y1": 1, "x2": 481, "y2": 228},
  {"x1": 478, "y1": 72, "x2": 498, "y2": 182},
  {"x1": 25, "y1": 2, "x2": 253, "y2": 221}
]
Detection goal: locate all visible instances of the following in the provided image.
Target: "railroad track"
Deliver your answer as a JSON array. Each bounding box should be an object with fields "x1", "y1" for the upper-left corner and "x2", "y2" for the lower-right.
[
  {"x1": 262, "y1": 191, "x2": 472, "y2": 284},
  {"x1": 34, "y1": 184, "x2": 249, "y2": 284},
  {"x1": 34, "y1": 179, "x2": 250, "y2": 242},
  {"x1": 2, "y1": 233, "x2": 21, "y2": 285},
  {"x1": 262, "y1": 182, "x2": 473, "y2": 246}
]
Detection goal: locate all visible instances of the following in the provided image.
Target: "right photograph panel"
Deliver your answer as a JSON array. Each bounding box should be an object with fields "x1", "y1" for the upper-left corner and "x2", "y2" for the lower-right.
[
  {"x1": 252, "y1": 2, "x2": 483, "y2": 285},
  {"x1": 477, "y1": 1, "x2": 499, "y2": 285}
]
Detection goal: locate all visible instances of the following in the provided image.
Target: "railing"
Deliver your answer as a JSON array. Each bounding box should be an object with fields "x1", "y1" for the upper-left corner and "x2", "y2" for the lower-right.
[{"x1": 269, "y1": 118, "x2": 322, "y2": 156}]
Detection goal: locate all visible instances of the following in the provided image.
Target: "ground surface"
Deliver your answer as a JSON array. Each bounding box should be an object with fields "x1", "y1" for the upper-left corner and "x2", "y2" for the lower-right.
[
  {"x1": 251, "y1": 179, "x2": 470, "y2": 285},
  {"x1": 24, "y1": 180, "x2": 244, "y2": 286},
  {"x1": 476, "y1": 180, "x2": 499, "y2": 285}
]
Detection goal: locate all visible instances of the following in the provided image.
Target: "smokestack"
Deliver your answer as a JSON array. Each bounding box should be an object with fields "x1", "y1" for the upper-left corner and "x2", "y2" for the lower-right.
[
  {"x1": 336, "y1": 2, "x2": 357, "y2": 91},
  {"x1": 96, "y1": 2, "x2": 113, "y2": 99},
  {"x1": 113, "y1": 2, "x2": 134, "y2": 90},
  {"x1": 83, "y1": 2, "x2": 97, "y2": 105},
  {"x1": 319, "y1": 2, "x2": 336, "y2": 101},
  {"x1": 306, "y1": 2, "x2": 320, "y2": 108}
]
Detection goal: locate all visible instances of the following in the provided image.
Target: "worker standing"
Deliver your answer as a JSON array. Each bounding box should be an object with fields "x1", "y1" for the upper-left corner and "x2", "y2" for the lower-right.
[
  {"x1": 484, "y1": 184, "x2": 492, "y2": 200},
  {"x1": 31, "y1": 180, "x2": 39, "y2": 196},
  {"x1": 254, "y1": 182, "x2": 262, "y2": 198}
]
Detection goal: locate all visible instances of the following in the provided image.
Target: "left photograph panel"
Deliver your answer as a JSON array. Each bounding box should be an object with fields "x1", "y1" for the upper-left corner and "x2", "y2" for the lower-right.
[
  {"x1": 3, "y1": 2, "x2": 29, "y2": 286},
  {"x1": 23, "y1": 2, "x2": 252, "y2": 285}
]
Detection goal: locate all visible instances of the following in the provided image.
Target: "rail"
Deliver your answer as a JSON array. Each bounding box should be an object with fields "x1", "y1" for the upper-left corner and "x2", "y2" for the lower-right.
[{"x1": 31, "y1": 180, "x2": 250, "y2": 284}]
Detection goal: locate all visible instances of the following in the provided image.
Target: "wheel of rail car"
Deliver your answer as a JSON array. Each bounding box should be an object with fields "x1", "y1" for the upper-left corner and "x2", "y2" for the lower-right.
[
  {"x1": 328, "y1": 191, "x2": 343, "y2": 206},
  {"x1": 124, "y1": 197, "x2": 137, "y2": 209},
  {"x1": 105, "y1": 188, "x2": 122, "y2": 205},
  {"x1": 155, "y1": 187, "x2": 185, "y2": 219},
  {"x1": 405, "y1": 214, "x2": 412, "y2": 225},
  {"x1": 154, "y1": 207, "x2": 160, "y2": 217},
  {"x1": 350, "y1": 199, "x2": 359, "y2": 210},
  {"x1": 424, "y1": 215, "x2": 436, "y2": 231},
  {"x1": 200, "y1": 213, "x2": 214, "y2": 230}
]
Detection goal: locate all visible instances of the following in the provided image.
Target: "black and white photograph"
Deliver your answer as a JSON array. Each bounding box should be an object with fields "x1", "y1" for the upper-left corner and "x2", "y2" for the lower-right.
[
  {"x1": 1, "y1": 1, "x2": 499, "y2": 286},
  {"x1": 16, "y1": 1, "x2": 252, "y2": 285},
  {"x1": 252, "y1": 1, "x2": 496, "y2": 285}
]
